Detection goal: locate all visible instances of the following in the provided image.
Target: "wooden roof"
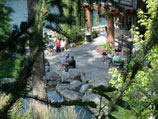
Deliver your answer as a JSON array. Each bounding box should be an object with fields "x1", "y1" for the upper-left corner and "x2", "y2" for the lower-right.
[{"x1": 83, "y1": 0, "x2": 136, "y2": 16}]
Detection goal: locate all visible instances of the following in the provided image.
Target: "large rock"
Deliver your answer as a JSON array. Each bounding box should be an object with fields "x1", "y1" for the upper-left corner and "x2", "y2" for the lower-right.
[
  {"x1": 90, "y1": 79, "x2": 109, "y2": 88},
  {"x1": 69, "y1": 80, "x2": 82, "y2": 91},
  {"x1": 50, "y1": 71, "x2": 61, "y2": 80},
  {"x1": 82, "y1": 92, "x2": 101, "y2": 105},
  {"x1": 81, "y1": 73, "x2": 92, "y2": 83},
  {"x1": 56, "y1": 83, "x2": 70, "y2": 91},
  {"x1": 61, "y1": 72, "x2": 70, "y2": 83},
  {"x1": 57, "y1": 89, "x2": 83, "y2": 100},
  {"x1": 47, "y1": 80, "x2": 57, "y2": 86},
  {"x1": 68, "y1": 69, "x2": 81, "y2": 80},
  {"x1": 79, "y1": 84, "x2": 89, "y2": 94}
]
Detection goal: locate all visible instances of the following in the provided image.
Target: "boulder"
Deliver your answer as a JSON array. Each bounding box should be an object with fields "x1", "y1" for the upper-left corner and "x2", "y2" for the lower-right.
[
  {"x1": 50, "y1": 71, "x2": 61, "y2": 80},
  {"x1": 79, "y1": 84, "x2": 89, "y2": 94},
  {"x1": 57, "y1": 89, "x2": 83, "y2": 100},
  {"x1": 68, "y1": 69, "x2": 81, "y2": 80},
  {"x1": 47, "y1": 80, "x2": 57, "y2": 86},
  {"x1": 82, "y1": 92, "x2": 101, "y2": 105},
  {"x1": 90, "y1": 79, "x2": 109, "y2": 88},
  {"x1": 81, "y1": 74, "x2": 92, "y2": 83},
  {"x1": 61, "y1": 72, "x2": 70, "y2": 83},
  {"x1": 56, "y1": 83, "x2": 70, "y2": 91},
  {"x1": 69, "y1": 80, "x2": 82, "y2": 91}
]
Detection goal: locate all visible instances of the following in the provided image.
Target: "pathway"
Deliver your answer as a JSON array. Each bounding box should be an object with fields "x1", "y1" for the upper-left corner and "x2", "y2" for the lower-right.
[{"x1": 46, "y1": 36, "x2": 112, "y2": 81}]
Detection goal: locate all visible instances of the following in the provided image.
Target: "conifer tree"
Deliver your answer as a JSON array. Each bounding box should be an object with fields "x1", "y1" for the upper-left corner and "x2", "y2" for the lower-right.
[
  {"x1": 0, "y1": 0, "x2": 12, "y2": 59},
  {"x1": 61, "y1": 0, "x2": 84, "y2": 43}
]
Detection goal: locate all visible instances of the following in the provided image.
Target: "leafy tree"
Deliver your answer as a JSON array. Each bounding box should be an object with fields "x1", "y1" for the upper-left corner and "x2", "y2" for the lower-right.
[{"x1": 91, "y1": 0, "x2": 158, "y2": 118}]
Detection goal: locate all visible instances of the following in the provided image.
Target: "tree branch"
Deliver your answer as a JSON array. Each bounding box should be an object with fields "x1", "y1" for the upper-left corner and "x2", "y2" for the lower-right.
[{"x1": 24, "y1": 95, "x2": 97, "y2": 108}]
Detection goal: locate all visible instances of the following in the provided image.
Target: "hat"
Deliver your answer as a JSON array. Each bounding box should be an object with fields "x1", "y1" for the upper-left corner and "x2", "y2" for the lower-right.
[{"x1": 66, "y1": 54, "x2": 69, "y2": 57}]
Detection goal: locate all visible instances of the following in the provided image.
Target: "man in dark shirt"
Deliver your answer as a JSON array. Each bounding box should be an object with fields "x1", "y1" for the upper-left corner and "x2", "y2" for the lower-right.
[
  {"x1": 65, "y1": 56, "x2": 76, "y2": 72},
  {"x1": 69, "y1": 56, "x2": 76, "y2": 68}
]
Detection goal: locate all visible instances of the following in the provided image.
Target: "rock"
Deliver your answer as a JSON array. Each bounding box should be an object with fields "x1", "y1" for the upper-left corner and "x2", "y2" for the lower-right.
[
  {"x1": 50, "y1": 71, "x2": 61, "y2": 80},
  {"x1": 79, "y1": 84, "x2": 89, "y2": 94},
  {"x1": 47, "y1": 80, "x2": 57, "y2": 86},
  {"x1": 90, "y1": 79, "x2": 109, "y2": 88},
  {"x1": 61, "y1": 72, "x2": 70, "y2": 83},
  {"x1": 81, "y1": 73, "x2": 92, "y2": 83},
  {"x1": 57, "y1": 89, "x2": 83, "y2": 100},
  {"x1": 69, "y1": 80, "x2": 82, "y2": 91},
  {"x1": 68, "y1": 69, "x2": 81, "y2": 80},
  {"x1": 82, "y1": 92, "x2": 101, "y2": 105},
  {"x1": 56, "y1": 83, "x2": 70, "y2": 91}
]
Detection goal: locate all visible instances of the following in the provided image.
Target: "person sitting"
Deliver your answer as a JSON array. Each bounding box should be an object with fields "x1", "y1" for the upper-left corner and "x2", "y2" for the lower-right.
[
  {"x1": 115, "y1": 45, "x2": 122, "y2": 53},
  {"x1": 65, "y1": 56, "x2": 76, "y2": 72},
  {"x1": 58, "y1": 54, "x2": 70, "y2": 71},
  {"x1": 112, "y1": 52, "x2": 123, "y2": 67}
]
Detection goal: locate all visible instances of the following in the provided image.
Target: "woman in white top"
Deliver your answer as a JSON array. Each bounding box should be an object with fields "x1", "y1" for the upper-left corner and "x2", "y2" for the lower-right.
[{"x1": 60, "y1": 39, "x2": 66, "y2": 52}]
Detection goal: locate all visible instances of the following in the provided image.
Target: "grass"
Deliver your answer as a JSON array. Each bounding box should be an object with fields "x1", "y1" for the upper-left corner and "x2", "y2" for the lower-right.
[
  {"x1": 30, "y1": 102, "x2": 80, "y2": 119},
  {"x1": 0, "y1": 57, "x2": 20, "y2": 79},
  {"x1": 0, "y1": 93, "x2": 31, "y2": 119}
]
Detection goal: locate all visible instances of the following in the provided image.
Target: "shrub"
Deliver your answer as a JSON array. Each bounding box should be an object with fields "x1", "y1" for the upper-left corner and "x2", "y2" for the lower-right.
[{"x1": 96, "y1": 43, "x2": 114, "y2": 55}]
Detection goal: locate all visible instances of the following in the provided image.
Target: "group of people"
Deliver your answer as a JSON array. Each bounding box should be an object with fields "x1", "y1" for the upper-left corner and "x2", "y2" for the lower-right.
[
  {"x1": 44, "y1": 37, "x2": 67, "y2": 56},
  {"x1": 55, "y1": 38, "x2": 67, "y2": 53},
  {"x1": 107, "y1": 45, "x2": 125, "y2": 68},
  {"x1": 58, "y1": 54, "x2": 76, "y2": 71}
]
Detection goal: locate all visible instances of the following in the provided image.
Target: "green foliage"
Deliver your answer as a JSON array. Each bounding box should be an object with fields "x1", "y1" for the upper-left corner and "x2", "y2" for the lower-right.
[
  {"x1": 92, "y1": 30, "x2": 99, "y2": 38},
  {"x1": 88, "y1": 0, "x2": 158, "y2": 118},
  {"x1": 95, "y1": 11, "x2": 101, "y2": 25},
  {"x1": 100, "y1": 43, "x2": 114, "y2": 52},
  {"x1": 0, "y1": 0, "x2": 12, "y2": 41},
  {"x1": 0, "y1": 94, "x2": 31, "y2": 119},
  {"x1": 0, "y1": 0, "x2": 12, "y2": 59},
  {"x1": 0, "y1": 57, "x2": 21, "y2": 79},
  {"x1": 60, "y1": 0, "x2": 84, "y2": 44},
  {"x1": 107, "y1": 0, "x2": 158, "y2": 118}
]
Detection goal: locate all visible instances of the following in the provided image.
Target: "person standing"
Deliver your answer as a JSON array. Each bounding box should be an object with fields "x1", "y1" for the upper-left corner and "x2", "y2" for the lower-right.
[
  {"x1": 56, "y1": 38, "x2": 61, "y2": 53},
  {"x1": 60, "y1": 39, "x2": 67, "y2": 52}
]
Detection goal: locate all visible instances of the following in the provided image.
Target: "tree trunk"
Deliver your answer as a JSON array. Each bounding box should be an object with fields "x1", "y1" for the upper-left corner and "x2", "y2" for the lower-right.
[
  {"x1": 107, "y1": 13, "x2": 114, "y2": 47},
  {"x1": 27, "y1": 0, "x2": 39, "y2": 21},
  {"x1": 85, "y1": 7, "x2": 92, "y2": 41},
  {"x1": 27, "y1": 0, "x2": 47, "y2": 99}
]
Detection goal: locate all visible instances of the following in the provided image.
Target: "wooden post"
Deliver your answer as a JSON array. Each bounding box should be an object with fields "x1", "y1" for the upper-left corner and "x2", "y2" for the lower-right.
[
  {"x1": 85, "y1": 7, "x2": 92, "y2": 41},
  {"x1": 117, "y1": 16, "x2": 120, "y2": 29},
  {"x1": 107, "y1": 13, "x2": 114, "y2": 47},
  {"x1": 124, "y1": 16, "x2": 127, "y2": 26}
]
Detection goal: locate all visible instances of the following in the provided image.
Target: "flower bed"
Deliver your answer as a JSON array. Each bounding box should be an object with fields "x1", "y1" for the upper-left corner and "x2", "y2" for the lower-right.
[
  {"x1": 96, "y1": 43, "x2": 114, "y2": 55},
  {"x1": 96, "y1": 46, "x2": 107, "y2": 55}
]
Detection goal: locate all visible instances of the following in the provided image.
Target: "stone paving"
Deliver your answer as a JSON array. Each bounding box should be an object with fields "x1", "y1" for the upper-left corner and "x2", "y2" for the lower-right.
[{"x1": 46, "y1": 36, "x2": 112, "y2": 81}]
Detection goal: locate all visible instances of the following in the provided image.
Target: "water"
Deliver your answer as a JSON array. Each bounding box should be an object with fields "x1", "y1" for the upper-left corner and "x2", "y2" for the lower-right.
[
  {"x1": 6, "y1": 0, "x2": 28, "y2": 26},
  {"x1": 6, "y1": 0, "x2": 107, "y2": 26},
  {"x1": 22, "y1": 90, "x2": 92, "y2": 119}
]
